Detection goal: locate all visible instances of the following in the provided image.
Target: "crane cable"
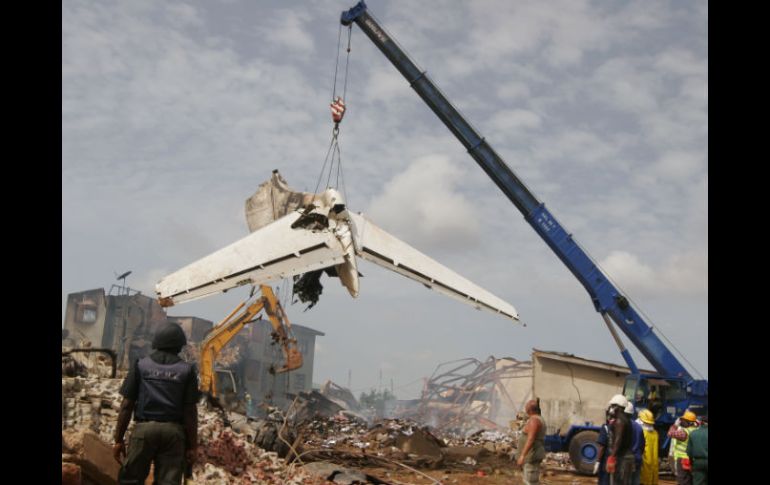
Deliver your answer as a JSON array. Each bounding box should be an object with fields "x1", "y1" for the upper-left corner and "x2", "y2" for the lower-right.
[{"x1": 312, "y1": 24, "x2": 352, "y2": 203}]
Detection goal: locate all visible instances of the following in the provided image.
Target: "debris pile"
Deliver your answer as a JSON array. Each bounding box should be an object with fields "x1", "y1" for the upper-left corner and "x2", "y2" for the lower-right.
[
  {"x1": 61, "y1": 378, "x2": 330, "y2": 484},
  {"x1": 402, "y1": 356, "x2": 531, "y2": 435},
  {"x1": 319, "y1": 380, "x2": 361, "y2": 412},
  {"x1": 61, "y1": 377, "x2": 123, "y2": 444}
]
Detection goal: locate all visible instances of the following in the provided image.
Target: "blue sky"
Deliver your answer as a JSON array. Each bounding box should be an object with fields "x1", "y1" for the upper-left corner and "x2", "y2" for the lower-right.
[{"x1": 63, "y1": 0, "x2": 707, "y2": 398}]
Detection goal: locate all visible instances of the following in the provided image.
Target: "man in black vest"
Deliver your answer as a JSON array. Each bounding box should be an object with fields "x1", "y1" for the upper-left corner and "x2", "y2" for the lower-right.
[{"x1": 112, "y1": 323, "x2": 199, "y2": 485}]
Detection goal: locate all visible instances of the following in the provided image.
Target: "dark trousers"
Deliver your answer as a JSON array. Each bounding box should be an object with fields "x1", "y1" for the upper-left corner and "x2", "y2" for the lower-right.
[
  {"x1": 692, "y1": 459, "x2": 708, "y2": 485},
  {"x1": 675, "y1": 457, "x2": 693, "y2": 485},
  {"x1": 119, "y1": 421, "x2": 186, "y2": 485},
  {"x1": 610, "y1": 454, "x2": 636, "y2": 485}
]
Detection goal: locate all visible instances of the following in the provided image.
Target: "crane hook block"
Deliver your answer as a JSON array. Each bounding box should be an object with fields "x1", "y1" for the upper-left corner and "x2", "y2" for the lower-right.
[{"x1": 331, "y1": 97, "x2": 346, "y2": 124}]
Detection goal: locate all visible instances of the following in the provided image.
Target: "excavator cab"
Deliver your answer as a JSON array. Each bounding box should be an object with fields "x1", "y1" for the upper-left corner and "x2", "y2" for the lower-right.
[{"x1": 214, "y1": 368, "x2": 238, "y2": 407}]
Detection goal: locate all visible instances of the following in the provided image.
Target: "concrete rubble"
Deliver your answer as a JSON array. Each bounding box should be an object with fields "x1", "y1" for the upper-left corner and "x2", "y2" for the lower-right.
[
  {"x1": 61, "y1": 377, "x2": 330, "y2": 485},
  {"x1": 62, "y1": 374, "x2": 619, "y2": 484}
]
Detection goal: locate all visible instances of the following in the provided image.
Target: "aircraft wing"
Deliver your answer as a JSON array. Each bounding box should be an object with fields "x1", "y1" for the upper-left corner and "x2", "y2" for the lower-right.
[
  {"x1": 348, "y1": 212, "x2": 519, "y2": 321},
  {"x1": 156, "y1": 211, "x2": 346, "y2": 306}
]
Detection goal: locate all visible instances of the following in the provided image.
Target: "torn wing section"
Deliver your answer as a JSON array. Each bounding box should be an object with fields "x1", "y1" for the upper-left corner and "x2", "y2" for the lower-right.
[
  {"x1": 348, "y1": 212, "x2": 519, "y2": 321},
  {"x1": 156, "y1": 211, "x2": 346, "y2": 306}
]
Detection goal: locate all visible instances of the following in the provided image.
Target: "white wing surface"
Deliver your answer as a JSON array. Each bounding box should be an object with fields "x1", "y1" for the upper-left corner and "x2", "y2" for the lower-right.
[
  {"x1": 348, "y1": 212, "x2": 519, "y2": 321},
  {"x1": 156, "y1": 211, "x2": 346, "y2": 306}
]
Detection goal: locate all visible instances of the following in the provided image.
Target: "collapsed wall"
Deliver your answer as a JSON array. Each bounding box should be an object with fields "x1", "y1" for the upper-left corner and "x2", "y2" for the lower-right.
[{"x1": 61, "y1": 377, "x2": 328, "y2": 484}]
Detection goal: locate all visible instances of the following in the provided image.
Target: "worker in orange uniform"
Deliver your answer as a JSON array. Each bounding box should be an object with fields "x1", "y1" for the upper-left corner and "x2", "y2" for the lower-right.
[
  {"x1": 637, "y1": 409, "x2": 659, "y2": 485},
  {"x1": 667, "y1": 410, "x2": 699, "y2": 485}
]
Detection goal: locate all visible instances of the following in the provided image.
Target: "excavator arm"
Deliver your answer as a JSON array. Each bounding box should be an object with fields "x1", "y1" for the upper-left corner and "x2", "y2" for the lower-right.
[{"x1": 198, "y1": 284, "x2": 303, "y2": 398}]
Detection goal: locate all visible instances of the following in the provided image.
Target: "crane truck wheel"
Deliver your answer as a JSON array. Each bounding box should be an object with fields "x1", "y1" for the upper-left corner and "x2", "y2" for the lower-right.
[{"x1": 568, "y1": 430, "x2": 600, "y2": 475}]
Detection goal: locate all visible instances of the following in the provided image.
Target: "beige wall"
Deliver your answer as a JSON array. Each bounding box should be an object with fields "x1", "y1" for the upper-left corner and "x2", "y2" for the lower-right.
[
  {"x1": 491, "y1": 358, "x2": 533, "y2": 427},
  {"x1": 63, "y1": 289, "x2": 108, "y2": 348},
  {"x1": 533, "y1": 353, "x2": 628, "y2": 435}
]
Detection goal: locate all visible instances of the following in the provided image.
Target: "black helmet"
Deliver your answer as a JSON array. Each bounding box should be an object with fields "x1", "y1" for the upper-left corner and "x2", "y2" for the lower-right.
[{"x1": 152, "y1": 323, "x2": 187, "y2": 351}]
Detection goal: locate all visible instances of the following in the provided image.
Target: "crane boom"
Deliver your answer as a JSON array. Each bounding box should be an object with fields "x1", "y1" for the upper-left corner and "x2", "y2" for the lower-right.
[{"x1": 341, "y1": 1, "x2": 704, "y2": 392}]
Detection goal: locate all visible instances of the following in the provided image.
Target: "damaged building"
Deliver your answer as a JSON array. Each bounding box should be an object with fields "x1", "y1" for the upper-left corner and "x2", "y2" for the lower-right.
[
  {"x1": 62, "y1": 285, "x2": 324, "y2": 412},
  {"x1": 62, "y1": 287, "x2": 168, "y2": 370},
  {"x1": 403, "y1": 350, "x2": 654, "y2": 438}
]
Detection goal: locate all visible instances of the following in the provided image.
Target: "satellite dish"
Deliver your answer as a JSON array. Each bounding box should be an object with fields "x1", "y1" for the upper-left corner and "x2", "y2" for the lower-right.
[{"x1": 116, "y1": 271, "x2": 132, "y2": 281}]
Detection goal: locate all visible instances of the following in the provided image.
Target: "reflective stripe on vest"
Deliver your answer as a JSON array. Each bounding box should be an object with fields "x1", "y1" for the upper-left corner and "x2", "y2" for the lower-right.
[{"x1": 673, "y1": 426, "x2": 693, "y2": 459}]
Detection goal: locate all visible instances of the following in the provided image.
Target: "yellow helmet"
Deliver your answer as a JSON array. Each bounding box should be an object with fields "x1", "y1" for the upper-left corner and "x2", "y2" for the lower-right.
[
  {"x1": 638, "y1": 409, "x2": 655, "y2": 425},
  {"x1": 682, "y1": 410, "x2": 697, "y2": 422}
]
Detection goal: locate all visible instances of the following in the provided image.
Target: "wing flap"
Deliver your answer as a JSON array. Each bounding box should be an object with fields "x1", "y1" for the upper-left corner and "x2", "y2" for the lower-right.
[{"x1": 349, "y1": 213, "x2": 519, "y2": 321}]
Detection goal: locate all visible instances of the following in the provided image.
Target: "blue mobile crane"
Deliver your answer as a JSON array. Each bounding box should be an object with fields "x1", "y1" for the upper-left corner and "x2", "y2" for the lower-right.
[{"x1": 340, "y1": 1, "x2": 707, "y2": 474}]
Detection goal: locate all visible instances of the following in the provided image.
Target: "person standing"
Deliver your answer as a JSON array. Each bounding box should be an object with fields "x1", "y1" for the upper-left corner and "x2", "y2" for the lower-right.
[
  {"x1": 112, "y1": 323, "x2": 200, "y2": 485},
  {"x1": 516, "y1": 399, "x2": 547, "y2": 485},
  {"x1": 686, "y1": 416, "x2": 707, "y2": 485},
  {"x1": 637, "y1": 409, "x2": 659, "y2": 485},
  {"x1": 667, "y1": 410, "x2": 699, "y2": 485},
  {"x1": 625, "y1": 402, "x2": 645, "y2": 485},
  {"x1": 605, "y1": 394, "x2": 635, "y2": 485},
  {"x1": 594, "y1": 417, "x2": 611, "y2": 485}
]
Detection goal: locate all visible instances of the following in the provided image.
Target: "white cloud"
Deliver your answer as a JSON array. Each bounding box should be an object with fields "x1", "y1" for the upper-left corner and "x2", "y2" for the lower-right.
[
  {"x1": 600, "y1": 249, "x2": 708, "y2": 297},
  {"x1": 489, "y1": 109, "x2": 542, "y2": 132},
  {"x1": 652, "y1": 150, "x2": 704, "y2": 181},
  {"x1": 257, "y1": 9, "x2": 315, "y2": 53},
  {"x1": 366, "y1": 155, "x2": 480, "y2": 251}
]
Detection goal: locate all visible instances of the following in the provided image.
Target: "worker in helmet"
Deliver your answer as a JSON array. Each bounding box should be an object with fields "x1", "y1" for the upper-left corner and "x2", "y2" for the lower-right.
[
  {"x1": 112, "y1": 323, "x2": 200, "y2": 485},
  {"x1": 594, "y1": 408, "x2": 612, "y2": 485},
  {"x1": 667, "y1": 410, "x2": 699, "y2": 485},
  {"x1": 515, "y1": 399, "x2": 547, "y2": 485},
  {"x1": 636, "y1": 409, "x2": 659, "y2": 485},
  {"x1": 685, "y1": 415, "x2": 707, "y2": 485},
  {"x1": 605, "y1": 394, "x2": 635, "y2": 484},
  {"x1": 624, "y1": 402, "x2": 645, "y2": 485}
]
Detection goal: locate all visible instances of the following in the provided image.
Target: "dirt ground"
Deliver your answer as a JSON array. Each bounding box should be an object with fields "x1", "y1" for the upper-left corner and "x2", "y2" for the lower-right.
[{"x1": 356, "y1": 464, "x2": 678, "y2": 485}]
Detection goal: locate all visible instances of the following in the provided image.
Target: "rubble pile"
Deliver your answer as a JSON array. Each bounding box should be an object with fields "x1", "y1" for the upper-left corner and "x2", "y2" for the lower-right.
[
  {"x1": 543, "y1": 452, "x2": 574, "y2": 470},
  {"x1": 302, "y1": 413, "x2": 370, "y2": 450},
  {"x1": 191, "y1": 403, "x2": 329, "y2": 484},
  {"x1": 62, "y1": 377, "x2": 124, "y2": 444},
  {"x1": 443, "y1": 429, "x2": 517, "y2": 457},
  {"x1": 406, "y1": 356, "x2": 531, "y2": 436}
]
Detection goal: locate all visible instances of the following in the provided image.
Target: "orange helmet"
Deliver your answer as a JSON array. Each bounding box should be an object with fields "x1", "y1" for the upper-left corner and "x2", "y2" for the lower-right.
[
  {"x1": 682, "y1": 410, "x2": 697, "y2": 422},
  {"x1": 638, "y1": 409, "x2": 655, "y2": 425}
]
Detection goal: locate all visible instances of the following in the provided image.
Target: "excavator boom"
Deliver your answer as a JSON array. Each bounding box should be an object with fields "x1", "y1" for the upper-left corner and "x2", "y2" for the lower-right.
[{"x1": 198, "y1": 284, "x2": 303, "y2": 398}]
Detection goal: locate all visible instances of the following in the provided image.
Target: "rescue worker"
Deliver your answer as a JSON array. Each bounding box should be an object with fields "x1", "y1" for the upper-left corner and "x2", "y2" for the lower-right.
[
  {"x1": 685, "y1": 416, "x2": 707, "y2": 485},
  {"x1": 625, "y1": 402, "x2": 645, "y2": 485},
  {"x1": 667, "y1": 410, "x2": 699, "y2": 485},
  {"x1": 245, "y1": 392, "x2": 254, "y2": 417},
  {"x1": 112, "y1": 323, "x2": 200, "y2": 485},
  {"x1": 637, "y1": 409, "x2": 659, "y2": 485},
  {"x1": 594, "y1": 412, "x2": 611, "y2": 485},
  {"x1": 605, "y1": 394, "x2": 635, "y2": 484},
  {"x1": 516, "y1": 399, "x2": 547, "y2": 485}
]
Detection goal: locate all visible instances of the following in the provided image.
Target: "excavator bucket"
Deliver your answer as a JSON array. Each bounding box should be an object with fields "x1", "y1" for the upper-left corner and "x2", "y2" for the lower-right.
[{"x1": 274, "y1": 346, "x2": 303, "y2": 374}]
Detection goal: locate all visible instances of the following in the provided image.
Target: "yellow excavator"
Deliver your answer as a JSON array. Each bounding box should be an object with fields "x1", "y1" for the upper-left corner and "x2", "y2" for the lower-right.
[{"x1": 199, "y1": 284, "x2": 303, "y2": 408}]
